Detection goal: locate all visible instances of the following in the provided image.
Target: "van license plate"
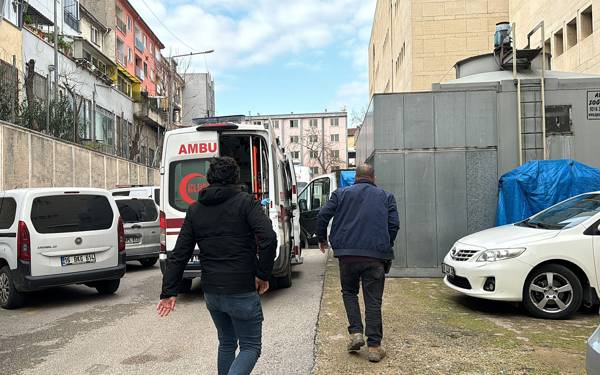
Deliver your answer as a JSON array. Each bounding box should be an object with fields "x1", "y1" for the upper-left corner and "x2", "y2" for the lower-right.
[
  {"x1": 188, "y1": 255, "x2": 200, "y2": 265},
  {"x1": 61, "y1": 253, "x2": 96, "y2": 266},
  {"x1": 126, "y1": 235, "x2": 141, "y2": 244},
  {"x1": 441, "y1": 263, "x2": 455, "y2": 276}
]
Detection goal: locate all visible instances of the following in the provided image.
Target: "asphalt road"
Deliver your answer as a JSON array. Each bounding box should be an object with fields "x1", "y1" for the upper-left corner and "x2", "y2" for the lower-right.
[{"x1": 0, "y1": 249, "x2": 327, "y2": 375}]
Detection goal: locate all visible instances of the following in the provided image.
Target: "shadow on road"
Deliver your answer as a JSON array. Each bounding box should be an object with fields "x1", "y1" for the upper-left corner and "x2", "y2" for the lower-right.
[
  {"x1": 125, "y1": 262, "x2": 159, "y2": 273},
  {"x1": 20, "y1": 285, "x2": 117, "y2": 310}
]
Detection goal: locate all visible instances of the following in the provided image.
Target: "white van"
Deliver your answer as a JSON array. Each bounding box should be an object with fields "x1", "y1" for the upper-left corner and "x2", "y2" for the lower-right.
[
  {"x1": 0, "y1": 188, "x2": 126, "y2": 309},
  {"x1": 159, "y1": 116, "x2": 301, "y2": 290},
  {"x1": 111, "y1": 186, "x2": 160, "y2": 206}
]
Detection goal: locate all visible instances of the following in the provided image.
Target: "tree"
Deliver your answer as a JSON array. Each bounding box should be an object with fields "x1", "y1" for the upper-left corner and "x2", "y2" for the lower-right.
[
  {"x1": 295, "y1": 124, "x2": 345, "y2": 173},
  {"x1": 350, "y1": 105, "x2": 367, "y2": 128}
]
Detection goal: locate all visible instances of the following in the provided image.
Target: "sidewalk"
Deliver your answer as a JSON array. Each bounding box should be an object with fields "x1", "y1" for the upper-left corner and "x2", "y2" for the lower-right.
[{"x1": 313, "y1": 255, "x2": 598, "y2": 375}]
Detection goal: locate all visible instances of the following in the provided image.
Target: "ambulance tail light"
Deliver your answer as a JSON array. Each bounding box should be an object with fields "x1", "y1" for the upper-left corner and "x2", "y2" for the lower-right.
[{"x1": 159, "y1": 210, "x2": 166, "y2": 253}]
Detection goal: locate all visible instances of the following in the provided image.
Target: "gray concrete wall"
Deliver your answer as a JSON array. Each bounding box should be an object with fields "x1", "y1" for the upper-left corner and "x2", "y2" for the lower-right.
[
  {"x1": 0, "y1": 121, "x2": 159, "y2": 190},
  {"x1": 182, "y1": 73, "x2": 215, "y2": 125}
]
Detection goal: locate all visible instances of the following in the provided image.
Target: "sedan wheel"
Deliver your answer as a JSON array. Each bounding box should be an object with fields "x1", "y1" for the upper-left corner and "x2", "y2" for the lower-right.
[{"x1": 523, "y1": 264, "x2": 582, "y2": 319}]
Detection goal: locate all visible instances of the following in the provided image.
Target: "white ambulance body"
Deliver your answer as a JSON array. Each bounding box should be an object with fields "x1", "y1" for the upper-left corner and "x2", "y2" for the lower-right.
[{"x1": 159, "y1": 116, "x2": 301, "y2": 290}]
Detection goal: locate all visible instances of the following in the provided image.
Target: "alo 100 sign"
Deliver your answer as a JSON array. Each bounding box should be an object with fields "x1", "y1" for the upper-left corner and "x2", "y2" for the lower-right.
[{"x1": 587, "y1": 91, "x2": 600, "y2": 120}]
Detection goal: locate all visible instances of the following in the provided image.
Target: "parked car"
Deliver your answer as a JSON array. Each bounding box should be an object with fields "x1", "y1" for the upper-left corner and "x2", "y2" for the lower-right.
[
  {"x1": 111, "y1": 186, "x2": 160, "y2": 206},
  {"x1": 588, "y1": 324, "x2": 600, "y2": 375},
  {"x1": 0, "y1": 188, "x2": 126, "y2": 309},
  {"x1": 298, "y1": 169, "x2": 355, "y2": 246},
  {"x1": 114, "y1": 196, "x2": 160, "y2": 267},
  {"x1": 442, "y1": 192, "x2": 600, "y2": 319}
]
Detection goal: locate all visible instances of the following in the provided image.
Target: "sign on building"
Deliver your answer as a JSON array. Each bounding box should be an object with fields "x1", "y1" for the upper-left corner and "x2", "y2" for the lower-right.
[{"x1": 587, "y1": 91, "x2": 600, "y2": 120}]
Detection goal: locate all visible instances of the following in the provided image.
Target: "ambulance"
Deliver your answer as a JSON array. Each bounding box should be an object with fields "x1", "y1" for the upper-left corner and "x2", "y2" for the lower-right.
[{"x1": 158, "y1": 115, "x2": 302, "y2": 291}]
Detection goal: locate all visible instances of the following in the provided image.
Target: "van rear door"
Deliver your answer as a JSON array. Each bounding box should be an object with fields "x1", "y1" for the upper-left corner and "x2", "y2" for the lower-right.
[
  {"x1": 116, "y1": 198, "x2": 159, "y2": 256},
  {"x1": 27, "y1": 192, "x2": 118, "y2": 277},
  {"x1": 162, "y1": 130, "x2": 218, "y2": 250},
  {"x1": 284, "y1": 156, "x2": 302, "y2": 261}
]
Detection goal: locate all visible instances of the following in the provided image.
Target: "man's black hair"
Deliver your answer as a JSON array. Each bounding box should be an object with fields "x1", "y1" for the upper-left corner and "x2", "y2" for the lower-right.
[{"x1": 207, "y1": 157, "x2": 240, "y2": 185}]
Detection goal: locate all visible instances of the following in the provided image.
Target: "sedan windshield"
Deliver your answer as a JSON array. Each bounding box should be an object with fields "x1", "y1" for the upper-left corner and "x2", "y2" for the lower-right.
[{"x1": 519, "y1": 193, "x2": 600, "y2": 230}]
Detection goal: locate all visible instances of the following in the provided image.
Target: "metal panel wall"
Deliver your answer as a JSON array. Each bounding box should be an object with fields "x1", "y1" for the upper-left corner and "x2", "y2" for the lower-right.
[
  {"x1": 466, "y1": 150, "x2": 498, "y2": 233},
  {"x1": 404, "y1": 94, "x2": 434, "y2": 149},
  {"x1": 374, "y1": 94, "x2": 404, "y2": 150},
  {"x1": 466, "y1": 91, "x2": 497, "y2": 147},
  {"x1": 435, "y1": 92, "x2": 466, "y2": 148}
]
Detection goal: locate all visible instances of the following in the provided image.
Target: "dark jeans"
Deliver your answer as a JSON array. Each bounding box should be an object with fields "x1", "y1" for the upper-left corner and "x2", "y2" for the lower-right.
[
  {"x1": 339, "y1": 260, "x2": 386, "y2": 347},
  {"x1": 204, "y1": 291, "x2": 264, "y2": 375}
]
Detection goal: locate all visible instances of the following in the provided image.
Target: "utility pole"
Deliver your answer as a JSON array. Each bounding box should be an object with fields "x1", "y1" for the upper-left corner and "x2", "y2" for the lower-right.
[{"x1": 53, "y1": 0, "x2": 59, "y2": 100}]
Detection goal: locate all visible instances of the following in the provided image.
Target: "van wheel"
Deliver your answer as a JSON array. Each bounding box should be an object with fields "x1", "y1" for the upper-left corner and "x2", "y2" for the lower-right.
[
  {"x1": 139, "y1": 257, "x2": 158, "y2": 267},
  {"x1": 95, "y1": 279, "x2": 121, "y2": 295},
  {"x1": 0, "y1": 266, "x2": 25, "y2": 309},
  {"x1": 522, "y1": 264, "x2": 582, "y2": 319},
  {"x1": 178, "y1": 278, "x2": 193, "y2": 293}
]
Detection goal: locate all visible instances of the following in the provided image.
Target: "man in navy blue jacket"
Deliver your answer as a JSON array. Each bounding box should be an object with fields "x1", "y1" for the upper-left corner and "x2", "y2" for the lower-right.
[{"x1": 317, "y1": 164, "x2": 399, "y2": 363}]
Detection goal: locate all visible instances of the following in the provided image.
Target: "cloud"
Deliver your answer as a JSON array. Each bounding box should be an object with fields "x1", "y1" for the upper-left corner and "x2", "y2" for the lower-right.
[{"x1": 130, "y1": 0, "x2": 376, "y2": 116}]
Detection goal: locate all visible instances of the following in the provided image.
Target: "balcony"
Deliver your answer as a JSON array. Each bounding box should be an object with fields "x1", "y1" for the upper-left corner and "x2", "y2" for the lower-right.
[
  {"x1": 116, "y1": 17, "x2": 127, "y2": 33},
  {"x1": 135, "y1": 37, "x2": 145, "y2": 52},
  {"x1": 64, "y1": 10, "x2": 80, "y2": 32},
  {"x1": 134, "y1": 95, "x2": 166, "y2": 129},
  {"x1": 135, "y1": 66, "x2": 144, "y2": 81}
]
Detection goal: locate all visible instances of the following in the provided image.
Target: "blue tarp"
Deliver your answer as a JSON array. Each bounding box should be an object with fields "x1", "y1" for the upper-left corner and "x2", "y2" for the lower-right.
[
  {"x1": 496, "y1": 160, "x2": 600, "y2": 225},
  {"x1": 339, "y1": 170, "x2": 356, "y2": 188}
]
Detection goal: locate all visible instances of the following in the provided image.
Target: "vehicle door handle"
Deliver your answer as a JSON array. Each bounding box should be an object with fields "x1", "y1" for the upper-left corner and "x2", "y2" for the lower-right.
[{"x1": 131, "y1": 224, "x2": 142, "y2": 229}]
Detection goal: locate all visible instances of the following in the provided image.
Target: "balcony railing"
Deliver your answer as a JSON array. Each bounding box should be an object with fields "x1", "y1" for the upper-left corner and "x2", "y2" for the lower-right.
[
  {"x1": 135, "y1": 37, "x2": 145, "y2": 52},
  {"x1": 135, "y1": 66, "x2": 145, "y2": 81},
  {"x1": 116, "y1": 18, "x2": 127, "y2": 33}
]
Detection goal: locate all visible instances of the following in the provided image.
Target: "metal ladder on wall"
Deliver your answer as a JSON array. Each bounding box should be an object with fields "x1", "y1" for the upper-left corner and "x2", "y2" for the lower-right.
[{"x1": 512, "y1": 22, "x2": 547, "y2": 164}]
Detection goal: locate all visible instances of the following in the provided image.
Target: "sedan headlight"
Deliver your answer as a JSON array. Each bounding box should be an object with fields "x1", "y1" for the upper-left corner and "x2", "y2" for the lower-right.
[{"x1": 476, "y1": 248, "x2": 526, "y2": 262}]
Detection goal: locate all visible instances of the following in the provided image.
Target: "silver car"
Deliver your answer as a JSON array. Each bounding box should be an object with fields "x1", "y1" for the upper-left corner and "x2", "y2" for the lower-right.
[
  {"x1": 114, "y1": 197, "x2": 160, "y2": 267},
  {"x1": 588, "y1": 324, "x2": 600, "y2": 375}
]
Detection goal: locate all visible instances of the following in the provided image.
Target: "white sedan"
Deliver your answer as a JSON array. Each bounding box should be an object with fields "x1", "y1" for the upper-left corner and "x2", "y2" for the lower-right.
[{"x1": 442, "y1": 192, "x2": 600, "y2": 319}]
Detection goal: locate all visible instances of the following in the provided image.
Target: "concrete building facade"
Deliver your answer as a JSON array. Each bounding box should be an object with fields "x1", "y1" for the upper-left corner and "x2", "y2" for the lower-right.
[
  {"x1": 511, "y1": 0, "x2": 599, "y2": 73},
  {"x1": 182, "y1": 73, "x2": 215, "y2": 124},
  {"x1": 249, "y1": 112, "x2": 348, "y2": 175},
  {"x1": 369, "y1": 0, "x2": 509, "y2": 95}
]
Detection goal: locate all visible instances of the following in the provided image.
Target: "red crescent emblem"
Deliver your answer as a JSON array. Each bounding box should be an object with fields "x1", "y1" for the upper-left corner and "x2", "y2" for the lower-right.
[{"x1": 179, "y1": 172, "x2": 207, "y2": 204}]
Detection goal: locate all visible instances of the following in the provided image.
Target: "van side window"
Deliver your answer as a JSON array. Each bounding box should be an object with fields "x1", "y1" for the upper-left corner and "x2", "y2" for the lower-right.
[
  {"x1": 311, "y1": 178, "x2": 330, "y2": 210},
  {"x1": 154, "y1": 188, "x2": 160, "y2": 205},
  {"x1": 299, "y1": 184, "x2": 311, "y2": 212},
  {"x1": 0, "y1": 198, "x2": 17, "y2": 229}
]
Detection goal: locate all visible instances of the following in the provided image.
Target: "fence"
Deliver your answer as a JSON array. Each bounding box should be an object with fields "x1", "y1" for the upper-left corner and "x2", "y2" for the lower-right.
[{"x1": 0, "y1": 59, "x2": 19, "y2": 124}]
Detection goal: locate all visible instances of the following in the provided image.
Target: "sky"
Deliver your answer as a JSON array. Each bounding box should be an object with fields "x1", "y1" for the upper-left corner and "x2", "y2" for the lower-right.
[{"x1": 129, "y1": 0, "x2": 376, "y2": 126}]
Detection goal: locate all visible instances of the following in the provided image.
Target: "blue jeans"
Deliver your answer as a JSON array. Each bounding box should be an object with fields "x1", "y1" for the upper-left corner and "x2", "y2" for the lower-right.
[{"x1": 204, "y1": 291, "x2": 264, "y2": 375}]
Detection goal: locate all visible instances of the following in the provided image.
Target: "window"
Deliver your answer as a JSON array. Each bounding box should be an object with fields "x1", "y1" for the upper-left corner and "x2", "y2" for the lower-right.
[
  {"x1": 143, "y1": 34, "x2": 147, "y2": 47},
  {"x1": 309, "y1": 135, "x2": 318, "y2": 143},
  {"x1": 290, "y1": 136, "x2": 299, "y2": 143},
  {"x1": 518, "y1": 193, "x2": 600, "y2": 230},
  {"x1": 290, "y1": 119, "x2": 299, "y2": 128},
  {"x1": 330, "y1": 118, "x2": 339, "y2": 127},
  {"x1": 311, "y1": 167, "x2": 320, "y2": 175},
  {"x1": 554, "y1": 29, "x2": 564, "y2": 56},
  {"x1": 0, "y1": 198, "x2": 17, "y2": 229},
  {"x1": 309, "y1": 119, "x2": 318, "y2": 127},
  {"x1": 116, "y1": 199, "x2": 158, "y2": 223},
  {"x1": 91, "y1": 26, "x2": 99, "y2": 45},
  {"x1": 117, "y1": 72, "x2": 132, "y2": 97},
  {"x1": 95, "y1": 106, "x2": 114, "y2": 145},
  {"x1": 272, "y1": 120, "x2": 279, "y2": 128},
  {"x1": 298, "y1": 177, "x2": 329, "y2": 211},
  {"x1": 169, "y1": 159, "x2": 211, "y2": 212},
  {"x1": 567, "y1": 17, "x2": 577, "y2": 48},
  {"x1": 310, "y1": 150, "x2": 318, "y2": 158},
  {"x1": 127, "y1": 16, "x2": 132, "y2": 32},
  {"x1": 253, "y1": 121, "x2": 262, "y2": 125},
  {"x1": 292, "y1": 151, "x2": 300, "y2": 159},
  {"x1": 332, "y1": 150, "x2": 340, "y2": 158},
  {"x1": 545, "y1": 105, "x2": 572, "y2": 135},
  {"x1": 582, "y1": 6, "x2": 593, "y2": 39},
  {"x1": 143, "y1": 62, "x2": 148, "y2": 77},
  {"x1": 128, "y1": 48, "x2": 132, "y2": 64},
  {"x1": 31, "y1": 195, "x2": 114, "y2": 233},
  {"x1": 330, "y1": 134, "x2": 339, "y2": 142},
  {"x1": 116, "y1": 7, "x2": 126, "y2": 32},
  {"x1": 154, "y1": 188, "x2": 160, "y2": 205}
]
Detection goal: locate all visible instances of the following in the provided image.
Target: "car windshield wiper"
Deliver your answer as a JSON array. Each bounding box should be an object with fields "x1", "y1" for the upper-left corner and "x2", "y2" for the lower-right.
[{"x1": 525, "y1": 221, "x2": 562, "y2": 230}]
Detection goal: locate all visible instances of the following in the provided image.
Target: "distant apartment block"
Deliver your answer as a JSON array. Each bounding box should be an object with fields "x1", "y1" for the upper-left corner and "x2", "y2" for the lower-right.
[
  {"x1": 369, "y1": 0, "x2": 509, "y2": 96},
  {"x1": 182, "y1": 73, "x2": 215, "y2": 125},
  {"x1": 249, "y1": 112, "x2": 348, "y2": 175}
]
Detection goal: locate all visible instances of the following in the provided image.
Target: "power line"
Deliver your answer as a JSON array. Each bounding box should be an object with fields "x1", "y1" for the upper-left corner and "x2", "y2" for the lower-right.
[{"x1": 139, "y1": 0, "x2": 199, "y2": 53}]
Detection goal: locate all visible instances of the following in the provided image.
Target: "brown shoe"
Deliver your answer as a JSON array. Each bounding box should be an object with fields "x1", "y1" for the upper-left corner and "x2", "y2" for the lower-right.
[
  {"x1": 368, "y1": 346, "x2": 386, "y2": 362},
  {"x1": 347, "y1": 333, "x2": 365, "y2": 352}
]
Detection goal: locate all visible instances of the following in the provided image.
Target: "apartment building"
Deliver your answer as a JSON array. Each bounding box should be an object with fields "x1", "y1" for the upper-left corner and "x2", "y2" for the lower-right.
[
  {"x1": 249, "y1": 112, "x2": 348, "y2": 175},
  {"x1": 182, "y1": 73, "x2": 216, "y2": 124},
  {"x1": 511, "y1": 1, "x2": 598, "y2": 73},
  {"x1": 369, "y1": 0, "x2": 509, "y2": 96},
  {"x1": 347, "y1": 127, "x2": 357, "y2": 168}
]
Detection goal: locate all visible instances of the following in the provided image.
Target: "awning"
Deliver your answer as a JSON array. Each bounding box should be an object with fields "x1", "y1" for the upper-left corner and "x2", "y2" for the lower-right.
[{"x1": 117, "y1": 65, "x2": 141, "y2": 84}]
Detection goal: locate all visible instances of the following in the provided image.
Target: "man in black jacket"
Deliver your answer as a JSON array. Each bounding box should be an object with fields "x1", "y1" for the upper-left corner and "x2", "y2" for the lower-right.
[{"x1": 157, "y1": 157, "x2": 277, "y2": 375}]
